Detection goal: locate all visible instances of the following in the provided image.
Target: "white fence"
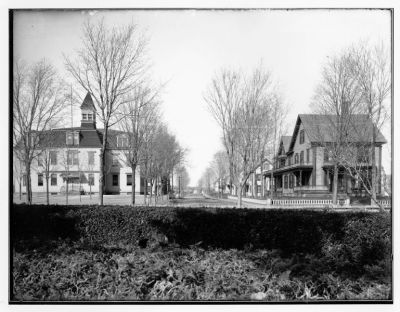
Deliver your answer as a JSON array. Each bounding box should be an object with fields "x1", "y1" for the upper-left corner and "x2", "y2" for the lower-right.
[
  {"x1": 272, "y1": 198, "x2": 334, "y2": 207},
  {"x1": 377, "y1": 199, "x2": 391, "y2": 207}
]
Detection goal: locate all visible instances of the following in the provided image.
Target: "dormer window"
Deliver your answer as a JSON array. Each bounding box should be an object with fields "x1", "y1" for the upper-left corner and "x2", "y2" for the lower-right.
[
  {"x1": 66, "y1": 131, "x2": 79, "y2": 146},
  {"x1": 117, "y1": 135, "x2": 128, "y2": 148},
  {"x1": 299, "y1": 130, "x2": 305, "y2": 144}
]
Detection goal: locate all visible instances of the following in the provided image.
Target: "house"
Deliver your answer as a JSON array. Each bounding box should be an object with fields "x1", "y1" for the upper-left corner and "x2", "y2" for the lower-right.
[
  {"x1": 263, "y1": 114, "x2": 386, "y2": 198},
  {"x1": 14, "y1": 92, "x2": 145, "y2": 195}
]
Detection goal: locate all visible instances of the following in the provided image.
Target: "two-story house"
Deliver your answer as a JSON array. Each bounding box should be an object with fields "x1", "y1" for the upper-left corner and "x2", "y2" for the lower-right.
[
  {"x1": 14, "y1": 93, "x2": 144, "y2": 195},
  {"x1": 263, "y1": 114, "x2": 386, "y2": 197}
]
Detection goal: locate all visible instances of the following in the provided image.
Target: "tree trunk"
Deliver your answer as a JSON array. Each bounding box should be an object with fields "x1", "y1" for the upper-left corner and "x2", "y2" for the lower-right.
[
  {"x1": 370, "y1": 139, "x2": 379, "y2": 209},
  {"x1": 149, "y1": 180, "x2": 152, "y2": 205},
  {"x1": 332, "y1": 164, "x2": 338, "y2": 205},
  {"x1": 171, "y1": 172, "x2": 174, "y2": 195},
  {"x1": 131, "y1": 165, "x2": 136, "y2": 206},
  {"x1": 237, "y1": 184, "x2": 243, "y2": 208},
  {"x1": 19, "y1": 178, "x2": 22, "y2": 200},
  {"x1": 25, "y1": 161, "x2": 32, "y2": 204},
  {"x1": 66, "y1": 178, "x2": 69, "y2": 205},
  {"x1": 46, "y1": 175, "x2": 49, "y2": 205},
  {"x1": 144, "y1": 178, "x2": 148, "y2": 205},
  {"x1": 270, "y1": 170, "x2": 274, "y2": 200},
  {"x1": 99, "y1": 128, "x2": 108, "y2": 206}
]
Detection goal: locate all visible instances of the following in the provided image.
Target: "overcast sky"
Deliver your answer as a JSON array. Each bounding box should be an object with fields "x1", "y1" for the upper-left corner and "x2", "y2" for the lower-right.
[{"x1": 13, "y1": 9, "x2": 392, "y2": 186}]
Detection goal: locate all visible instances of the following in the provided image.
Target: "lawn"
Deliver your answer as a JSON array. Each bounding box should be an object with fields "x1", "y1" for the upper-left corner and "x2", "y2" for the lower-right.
[{"x1": 11, "y1": 204, "x2": 392, "y2": 302}]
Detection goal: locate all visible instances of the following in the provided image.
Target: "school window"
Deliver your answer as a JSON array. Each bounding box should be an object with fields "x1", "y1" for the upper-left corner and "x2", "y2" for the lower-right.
[
  {"x1": 284, "y1": 175, "x2": 288, "y2": 189},
  {"x1": 117, "y1": 135, "x2": 128, "y2": 148},
  {"x1": 87, "y1": 114, "x2": 93, "y2": 121},
  {"x1": 112, "y1": 154, "x2": 119, "y2": 166},
  {"x1": 38, "y1": 174, "x2": 43, "y2": 186},
  {"x1": 112, "y1": 174, "x2": 119, "y2": 186},
  {"x1": 66, "y1": 131, "x2": 80, "y2": 145},
  {"x1": 88, "y1": 151, "x2": 95, "y2": 166},
  {"x1": 89, "y1": 174, "x2": 94, "y2": 186},
  {"x1": 306, "y1": 149, "x2": 310, "y2": 163},
  {"x1": 74, "y1": 132, "x2": 79, "y2": 145},
  {"x1": 82, "y1": 113, "x2": 87, "y2": 120},
  {"x1": 299, "y1": 130, "x2": 305, "y2": 144},
  {"x1": 295, "y1": 153, "x2": 299, "y2": 164},
  {"x1": 324, "y1": 149, "x2": 333, "y2": 162},
  {"x1": 51, "y1": 174, "x2": 57, "y2": 186},
  {"x1": 126, "y1": 174, "x2": 132, "y2": 186},
  {"x1": 67, "y1": 150, "x2": 79, "y2": 166},
  {"x1": 37, "y1": 156, "x2": 43, "y2": 167},
  {"x1": 50, "y1": 151, "x2": 57, "y2": 165},
  {"x1": 300, "y1": 151, "x2": 304, "y2": 164},
  {"x1": 289, "y1": 174, "x2": 294, "y2": 189}
]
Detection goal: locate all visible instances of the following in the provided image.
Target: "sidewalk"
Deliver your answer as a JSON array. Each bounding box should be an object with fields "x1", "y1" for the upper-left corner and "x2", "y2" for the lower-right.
[{"x1": 12, "y1": 193, "x2": 170, "y2": 206}]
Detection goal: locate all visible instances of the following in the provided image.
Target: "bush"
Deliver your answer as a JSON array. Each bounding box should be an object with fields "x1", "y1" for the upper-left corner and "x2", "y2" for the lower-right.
[{"x1": 11, "y1": 204, "x2": 391, "y2": 271}]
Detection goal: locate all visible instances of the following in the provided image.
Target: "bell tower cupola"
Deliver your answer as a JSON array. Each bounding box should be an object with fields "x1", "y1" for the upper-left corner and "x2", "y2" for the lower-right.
[{"x1": 80, "y1": 92, "x2": 96, "y2": 129}]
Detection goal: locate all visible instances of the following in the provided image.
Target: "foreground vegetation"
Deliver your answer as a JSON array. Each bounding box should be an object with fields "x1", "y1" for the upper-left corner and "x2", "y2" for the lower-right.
[{"x1": 11, "y1": 204, "x2": 392, "y2": 301}]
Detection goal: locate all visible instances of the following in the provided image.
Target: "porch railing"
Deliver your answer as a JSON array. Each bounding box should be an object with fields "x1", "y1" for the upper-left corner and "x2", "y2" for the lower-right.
[{"x1": 293, "y1": 185, "x2": 329, "y2": 192}]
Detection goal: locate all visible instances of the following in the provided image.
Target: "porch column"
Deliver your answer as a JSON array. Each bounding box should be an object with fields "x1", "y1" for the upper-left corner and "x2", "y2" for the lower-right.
[
  {"x1": 299, "y1": 170, "x2": 302, "y2": 186},
  {"x1": 252, "y1": 173, "x2": 256, "y2": 197},
  {"x1": 378, "y1": 145, "x2": 382, "y2": 195},
  {"x1": 261, "y1": 175, "x2": 265, "y2": 197}
]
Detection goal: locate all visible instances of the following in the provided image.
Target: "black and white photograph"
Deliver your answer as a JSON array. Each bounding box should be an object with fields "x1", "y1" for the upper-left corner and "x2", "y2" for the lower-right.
[{"x1": 6, "y1": 2, "x2": 398, "y2": 306}]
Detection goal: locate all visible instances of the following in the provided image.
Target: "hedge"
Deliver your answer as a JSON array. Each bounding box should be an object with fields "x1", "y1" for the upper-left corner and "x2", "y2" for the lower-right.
[{"x1": 11, "y1": 204, "x2": 391, "y2": 260}]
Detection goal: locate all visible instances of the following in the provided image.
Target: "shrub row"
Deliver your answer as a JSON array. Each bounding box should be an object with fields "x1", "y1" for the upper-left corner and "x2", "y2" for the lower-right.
[{"x1": 12, "y1": 204, "x2": 391, "y2": 261}]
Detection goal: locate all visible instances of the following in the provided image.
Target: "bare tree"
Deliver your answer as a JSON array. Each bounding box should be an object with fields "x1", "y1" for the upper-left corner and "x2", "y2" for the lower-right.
[
  {"x1": 312, "y1": 43, "x2": 390, "y2": 210},
  {"x1": 118, "y1": 83, "x2": 161, "y2": 205},
  {"x1": 204, "y1": 69, "x2": 241, "y2": 196},
  {"x1": 311, "y1": 48, "x2": 363, "y2": 205},
  {"x1": 199, "y1": 166, "x2": 215, "y2": 195},
  {"x1": 13, "y1": 151, "x2": 25, "y2": 201},
  {"x1": 205, "y1": 64, "x2": 282, "y2": 207},
  {"x1": 210, "y1": 150, "x2": 229, "y2": 198},
  {"x1": 37, "y1": 130, "x2": 58, "y2": 205},
  {"x1": 266, "y1": 93, "x2": 288, "y2": 200},
  {"x1": 349, "y1": 43, "x2": 391, "y2": 207},
  {"x1": 13, "y1": 59, "x2": 66, "y2": 204},
  {"x1": 140, "y1": 123, "x2": 185, "y2": 205},
  {"x1": 65, "y1": 19, "x2": 148, "y2": 205},
  {"x1": 175, "y1": 166, "x2": 190, "y2": 198}
]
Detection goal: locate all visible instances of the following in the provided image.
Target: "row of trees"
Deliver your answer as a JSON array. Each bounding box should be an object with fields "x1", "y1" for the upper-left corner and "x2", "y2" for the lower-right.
[
  {"x1": 203, "y1": 65, "x2": 287, "y2": 207},
  {"x1": 198, "y1": 151, "x2": 229, "y2": 197},
  {"x1": 13, "y1": 19, "x2": 186, "y2": 206}
]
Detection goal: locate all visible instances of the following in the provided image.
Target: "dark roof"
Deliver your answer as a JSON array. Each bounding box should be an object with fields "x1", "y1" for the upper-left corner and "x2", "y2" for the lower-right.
[
  {"x1": 288, "y1": 114, "x2": 386, "y2": 151},
  {"x1": 80, "y1": 92, "x2": 96, "y2": 111},
  {"x1": 34, "y1": 128, "x2": 103, "y2": 148},
  {"x1": 104, "y1": 129, "x2": 126, "y2": 149},
  {"x1": 15, "y1": 127, "x2": 129, "y2": 150}
]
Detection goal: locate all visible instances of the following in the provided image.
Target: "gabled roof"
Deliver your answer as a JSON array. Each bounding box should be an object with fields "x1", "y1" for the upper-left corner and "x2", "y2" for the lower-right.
[
  {"x1": 281, "y1": 136, "x2": 291, "y2": 152},
  {"x1": 80, "y1": 92, "x2": 96, "y2": 111},
  {"x1": 278, "y1": 136, "x2": 292, "y2": 155},
  {"x1": 288, "y1": 114, "x2": 386, "y2": 152}
]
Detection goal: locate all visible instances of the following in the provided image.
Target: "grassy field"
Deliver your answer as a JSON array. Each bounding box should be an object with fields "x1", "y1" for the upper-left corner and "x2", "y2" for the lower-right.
[{"x1": 11, "y1": 204, "x2": 392, "y2": 302}]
